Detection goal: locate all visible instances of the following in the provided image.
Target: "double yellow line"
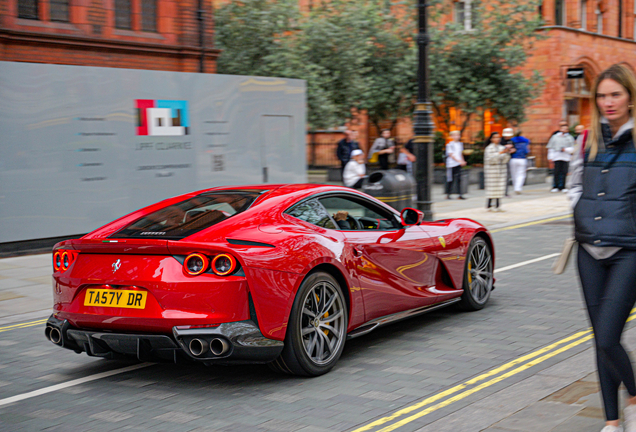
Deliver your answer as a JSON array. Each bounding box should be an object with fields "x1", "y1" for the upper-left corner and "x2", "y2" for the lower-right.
[
  {"x1": 0, "y1": 318, "x2": 47, "y2": 334},
  {"x1": 354, "y1": 307, "x2": 636, "y2": 432}
]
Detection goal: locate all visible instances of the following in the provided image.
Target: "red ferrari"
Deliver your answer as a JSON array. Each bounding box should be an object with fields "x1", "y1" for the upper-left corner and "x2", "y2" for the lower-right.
[{"x1": 46, "y1": 184, "x2": 494, "y2": 376}]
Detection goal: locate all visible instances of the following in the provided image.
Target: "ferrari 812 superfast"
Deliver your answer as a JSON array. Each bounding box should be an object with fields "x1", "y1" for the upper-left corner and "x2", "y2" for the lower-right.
[{"x1": 46, "y1": 184, "x2": 494, "y2": 376}]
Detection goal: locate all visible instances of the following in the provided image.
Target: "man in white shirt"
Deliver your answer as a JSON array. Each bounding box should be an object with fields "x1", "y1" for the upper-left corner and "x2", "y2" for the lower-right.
[
  {"x1": 343, "y1": 149, "x2": 366, "y2": 189},
  {"x1": 547, "y1": 121, "x2": 575, "y2": 192},
  {"x1": 445, "y1": 130, "x2": 467, "y2": 199}
]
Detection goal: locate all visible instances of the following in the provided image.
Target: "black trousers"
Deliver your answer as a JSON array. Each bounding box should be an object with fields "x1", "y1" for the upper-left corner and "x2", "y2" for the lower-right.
[
  {"x1": 446, "y1": 166, "x2": 463, "y2": 197},
  {"x1": 578, "y1": 247, "x2": 636, "y2": 421},
  {"x1": 486, "y1": 198, "x2": 500, "y2": 209},
  {"x1": 553, "y1": 160, "x2": 569, "y2": 190}
]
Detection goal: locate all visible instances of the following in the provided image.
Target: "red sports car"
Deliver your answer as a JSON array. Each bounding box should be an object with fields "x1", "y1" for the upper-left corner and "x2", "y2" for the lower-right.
[{"x1": 46, "y1": 184, "x2": 494, "y2": 376}]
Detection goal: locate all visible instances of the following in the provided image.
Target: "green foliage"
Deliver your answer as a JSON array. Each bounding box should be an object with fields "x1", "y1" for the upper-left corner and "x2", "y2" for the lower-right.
[
  {"x1": 215, "y1": 0, "x2": 544, "y2": 132},
  {"x1": 428, "y1": 0, "x2": 545, "y2": 134}
]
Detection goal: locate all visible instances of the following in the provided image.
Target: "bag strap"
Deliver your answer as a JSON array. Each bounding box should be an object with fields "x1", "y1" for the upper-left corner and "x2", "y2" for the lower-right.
[{"x1": 580, "y1": 130, "x2": 588, "y2": 157}]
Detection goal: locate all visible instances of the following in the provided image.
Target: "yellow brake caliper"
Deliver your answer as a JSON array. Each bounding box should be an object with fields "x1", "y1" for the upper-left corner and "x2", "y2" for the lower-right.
[
  {"x1": 467, "y1": 262, "x2": 473, "y2": 285},
  {"x1": 315, "y1": 293, "x2": 330, "y2": 336}
]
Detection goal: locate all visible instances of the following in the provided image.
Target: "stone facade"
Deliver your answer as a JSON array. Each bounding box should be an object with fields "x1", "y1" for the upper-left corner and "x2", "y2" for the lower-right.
[{"x1": 0, "y1": 0, "x2": 219, "y2": 73}]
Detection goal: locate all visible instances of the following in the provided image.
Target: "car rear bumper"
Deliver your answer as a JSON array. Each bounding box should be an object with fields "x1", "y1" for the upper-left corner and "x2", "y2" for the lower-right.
[{"x1": 45, "y1": 315, "x2": 283, "y2": 364}]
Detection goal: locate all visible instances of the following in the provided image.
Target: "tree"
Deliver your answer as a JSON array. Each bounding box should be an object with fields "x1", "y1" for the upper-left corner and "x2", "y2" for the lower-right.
[{"x1": 428, "y1": 0, "x2": 545, "y2": 137}]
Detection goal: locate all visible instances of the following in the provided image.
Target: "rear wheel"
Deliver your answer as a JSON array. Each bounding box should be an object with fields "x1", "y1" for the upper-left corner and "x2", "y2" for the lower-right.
[
  {"x1": 459, "y1": 237, "x2": 493, "y2": 311},
  {"x1": 269, "y1": 272, "x2": 348, "y2": 376}
]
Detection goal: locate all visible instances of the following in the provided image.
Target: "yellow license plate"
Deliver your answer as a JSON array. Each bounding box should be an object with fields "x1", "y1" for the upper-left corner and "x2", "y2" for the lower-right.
[{"x1": 84, "y1": 289, "x2": 147, "y2": 309}]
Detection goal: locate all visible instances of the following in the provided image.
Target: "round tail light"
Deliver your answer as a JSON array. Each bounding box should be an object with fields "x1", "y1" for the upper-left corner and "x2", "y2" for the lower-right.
[
  {"x1": 53, "y1": 252, "x2": 62, "y2": 271},
  {"x1": 212, "y1": 254, "x2": 237, "y2": 276},
  {"x1": 184, "y1": 253, "x2": 209, "y2": 276},
  {"x1": 61, "y1": 252, "x2": 70, "y2": 271}
]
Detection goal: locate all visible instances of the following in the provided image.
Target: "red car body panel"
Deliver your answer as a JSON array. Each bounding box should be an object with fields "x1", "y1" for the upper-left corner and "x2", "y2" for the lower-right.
[{"x1": 51, "y1": 184, "x2": 493, "y2": 349}]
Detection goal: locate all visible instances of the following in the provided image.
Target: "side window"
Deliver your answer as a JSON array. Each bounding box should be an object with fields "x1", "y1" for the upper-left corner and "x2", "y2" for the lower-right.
[
  {"x1": 287, "y1": 199, "x2": 336, "y2": 229},
  {"x1": 318, "y1": 196, "x2": 400, "y2": 231}
]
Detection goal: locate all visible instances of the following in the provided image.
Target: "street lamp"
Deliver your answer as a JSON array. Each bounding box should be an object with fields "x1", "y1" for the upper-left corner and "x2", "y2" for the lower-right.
[{"x1": 412, "y1": 0, "x2": 435, "y2": 221}]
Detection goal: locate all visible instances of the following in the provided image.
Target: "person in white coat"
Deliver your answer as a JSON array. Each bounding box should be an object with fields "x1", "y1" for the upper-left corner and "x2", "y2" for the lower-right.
[
  {"x1": 343, "y1": 149, "x2": 366, "y2": 189},
  {"x1": 547, "y1": 121, "x2": 575, "y2": 192},
  {"x1": 484, "y1": 132, "x2": 514, "y2": 211}
]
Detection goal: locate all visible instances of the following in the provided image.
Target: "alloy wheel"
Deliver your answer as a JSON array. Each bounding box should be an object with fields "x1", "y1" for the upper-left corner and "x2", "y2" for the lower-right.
[
  {"x1": 467, "y1": 240, "x2": 493, "y2": 304},
  {"x1": 299, "y1": 281, "x2": 346, "y2": 365}
]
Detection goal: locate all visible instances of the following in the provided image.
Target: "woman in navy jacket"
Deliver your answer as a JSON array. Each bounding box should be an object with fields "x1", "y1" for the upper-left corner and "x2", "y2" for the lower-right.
[{"x1": 568, "y1": 64, "x2": 636, "y2": 432}]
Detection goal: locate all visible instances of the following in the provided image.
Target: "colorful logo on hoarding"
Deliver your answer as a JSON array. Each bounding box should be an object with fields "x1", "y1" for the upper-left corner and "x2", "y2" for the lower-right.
[{"x1": 136, "y1": 100, "x2": 190, "y2": 136}]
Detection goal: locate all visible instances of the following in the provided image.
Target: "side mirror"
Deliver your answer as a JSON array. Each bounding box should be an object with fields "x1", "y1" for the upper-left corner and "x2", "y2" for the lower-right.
[{"x1": 401, "y1": 208, "x2": 424, "y2": 226}]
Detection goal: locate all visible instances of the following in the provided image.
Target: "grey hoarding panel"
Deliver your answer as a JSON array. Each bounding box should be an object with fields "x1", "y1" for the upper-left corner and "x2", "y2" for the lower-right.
[{"x1": 0, "y1": 61, "x2": 306, "y2": 243}]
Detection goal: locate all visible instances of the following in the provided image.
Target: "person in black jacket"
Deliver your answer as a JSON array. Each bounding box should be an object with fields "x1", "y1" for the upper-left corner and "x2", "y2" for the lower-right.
[
  {"x1": 568, "y1": 64, "x2": 636, "y2": 432},
  {"x1": 335, "y1": 130, "x2": 359, "y2": 177}
]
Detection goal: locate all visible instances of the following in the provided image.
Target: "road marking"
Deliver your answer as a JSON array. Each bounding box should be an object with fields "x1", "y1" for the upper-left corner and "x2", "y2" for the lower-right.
[
  {"x1": 0, "y1": 363, "x2": 153, "y2": 408},
  {"x1": 0, "y1": 319, "x2": 47, "y2": 333},
  {"x1": 495, "y1": 253, "x2": 561, "y2": 274},
  {"x1": 351, "y1": 327, "x2": 595, "y2": 432},
  {"x1": 372, "y1": 333, "x2": 594, "y2": 432},
  {"x1": 490, "y1": 214, "x2": 572, "y2": 234}
]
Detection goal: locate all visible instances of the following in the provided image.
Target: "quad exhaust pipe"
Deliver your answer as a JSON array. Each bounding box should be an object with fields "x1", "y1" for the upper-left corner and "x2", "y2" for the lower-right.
[
  {"x1": 46, "y1": 326, "x2": 62, "y2": 345},
  {"x1": 210, "y1": 338, "x2": 229, "y2": 356},
  {"x1": 188, "y1": 338, "x2": 208, "y2": 357},
  {"x1": 187, "y1": 337, "x2": 230, "y2": 357}
]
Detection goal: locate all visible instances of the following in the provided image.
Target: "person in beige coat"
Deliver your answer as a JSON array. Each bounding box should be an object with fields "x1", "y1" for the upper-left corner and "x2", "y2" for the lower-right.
[{"x1": 484, "y1": 132, "x2": 515, "y2": 211}]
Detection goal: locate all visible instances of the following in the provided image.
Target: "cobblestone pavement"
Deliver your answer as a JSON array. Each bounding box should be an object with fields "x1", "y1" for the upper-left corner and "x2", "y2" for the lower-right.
[{"x1": 0, "y1": 212, "x2": 617, "y2": 431}]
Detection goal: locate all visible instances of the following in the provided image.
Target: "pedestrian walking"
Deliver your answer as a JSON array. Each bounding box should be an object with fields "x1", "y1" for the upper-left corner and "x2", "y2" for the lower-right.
[
  {"x1": 483, "y1": 132, "x2": 513, "y2": 211},
  {"x1": 568, "y1": 63, "x2": 636, "y2": 432},
  {"x1": 369, "y1": 129, "x2": 395, "y2": 170},
  {"x1": 502, "y1": 128, "x2": 515, "y2": 197},
  {"x1": 336, "y1": 130, "x2": 359, "y2": 178},
  {"x1": 445, "y1": 131, "x2": 466, "y2": 200},
  {"x1": 397, "y1": 138, "x2": 416, "y2": 174},
  {"x1": 509, "y1": 129, "x2": 530, "y2": 194},
  {"x1": 342, "y1": 149, "x2": 366, "y2": 189},
  {"x1": 547, "y1": 121, "x2": 575, "y2": 192}
]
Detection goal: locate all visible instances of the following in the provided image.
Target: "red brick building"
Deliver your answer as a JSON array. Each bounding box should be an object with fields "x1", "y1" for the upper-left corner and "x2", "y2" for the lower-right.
[
  {"x1": 445, "y1": 0, "x2": 636, "y2": 148},
  {"x1": 0, "y1": 0, "x2": 219, "y2": 72},
  {"x1": 524, "y1": 0, "x2": 636, "y2": 144}
]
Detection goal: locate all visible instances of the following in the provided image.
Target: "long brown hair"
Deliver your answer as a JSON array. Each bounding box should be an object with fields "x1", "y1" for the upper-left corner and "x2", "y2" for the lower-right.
[{"x1": 588, "y1": 64, "x2": 636, "y2": 160}]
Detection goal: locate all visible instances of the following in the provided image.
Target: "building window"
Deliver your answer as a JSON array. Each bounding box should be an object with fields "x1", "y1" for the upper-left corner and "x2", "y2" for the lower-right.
[
  {"x1": 581, "y1": 0, "x2": 587, "y2": 30},
  {"x1": 141, "y1": 0, "x2": 157, "y2": 32},
  {"x1": 596, "y1": 7, "x2": 603, "y2": 34},
  {"x1": 455, "y1": 0, "x2": 472, "y2": 31},
  {"x1": 50, "y1": 0, "x2": 70, "y2": 22},
  {"x1": 619, "y1": 0, "x2": 623, "y2": 37},
  {"x1": 555, "y1": 0, "x2": 566, "y2": 25},
  {"x1": 115, "y1": 0, "x2": 132, "y2": 29},
  {"x1": 17, "y1": 0, "x2": 39, "y2": 19}
]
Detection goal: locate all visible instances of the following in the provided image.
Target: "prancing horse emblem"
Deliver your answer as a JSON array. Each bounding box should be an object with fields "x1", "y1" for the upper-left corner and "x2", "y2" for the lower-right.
[
  {"x1": 438, "y1": 237, "x2": 446, "y2": 248},
  {"x1": 112, "y1": 259, "x2": 121, "y2": 274}
]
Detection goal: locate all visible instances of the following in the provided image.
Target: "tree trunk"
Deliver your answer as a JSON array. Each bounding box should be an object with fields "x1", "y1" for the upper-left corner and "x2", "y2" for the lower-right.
[{"x1": 460, "y1": 113, "x2": 473, "y2": 139}]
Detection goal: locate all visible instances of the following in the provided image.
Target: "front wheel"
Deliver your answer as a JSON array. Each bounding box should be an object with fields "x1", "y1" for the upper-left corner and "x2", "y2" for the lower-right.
[
  {"x1": 269, "y1": 272, "x2": 348, "y2": 376},
  {"x1": 459, "y1": 237, "x2": 493, "y2": 311}
]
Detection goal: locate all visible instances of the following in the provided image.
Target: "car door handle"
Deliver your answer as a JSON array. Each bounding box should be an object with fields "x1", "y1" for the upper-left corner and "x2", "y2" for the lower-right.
[{"x1": 353, "y1": 247, "x2": 363, "y2": 257}]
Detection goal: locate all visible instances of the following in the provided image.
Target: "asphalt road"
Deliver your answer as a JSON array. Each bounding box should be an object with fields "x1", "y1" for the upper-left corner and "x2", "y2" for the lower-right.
[{"x1": 0, "y1": 218, "x2": 595, "y2": 432}]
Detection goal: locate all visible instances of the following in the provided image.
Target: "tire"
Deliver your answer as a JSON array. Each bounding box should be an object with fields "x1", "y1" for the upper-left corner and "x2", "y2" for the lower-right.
[
  {"x1": 459, "y1": 237, "x2": 493, "y2": 311},
  {"x1": 269, "y1": 271, "x2": 348, "y2": 377}
]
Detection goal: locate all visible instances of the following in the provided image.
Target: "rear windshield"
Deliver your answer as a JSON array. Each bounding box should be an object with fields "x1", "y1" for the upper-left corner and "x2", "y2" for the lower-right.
[{"x1": 110, "y1": 190, "x2": 263, "y2": 240}]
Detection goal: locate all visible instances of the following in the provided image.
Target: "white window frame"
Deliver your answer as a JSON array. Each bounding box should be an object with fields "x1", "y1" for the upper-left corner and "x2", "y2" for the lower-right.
[
  {"x1": 581, "y1": 0, "x2": 587, "y2": 30},
  {"x1": 455, "y1": 0, "x2": 472, "y2": 31},
  {"x1": 596, "y1": 7, "x2": 603, "y2": 34}
]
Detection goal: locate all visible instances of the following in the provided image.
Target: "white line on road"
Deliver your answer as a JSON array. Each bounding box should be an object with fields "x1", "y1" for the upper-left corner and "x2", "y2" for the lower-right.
[
  {"x1": 0, "y1": 363, "x2": 153, "y2": 407},
  {"x1": 0, "y1": 254, "x2": 562, "y2": 408},
  {"x1": 495, "y1": 253, "x2": 561, "y2": 274}
]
